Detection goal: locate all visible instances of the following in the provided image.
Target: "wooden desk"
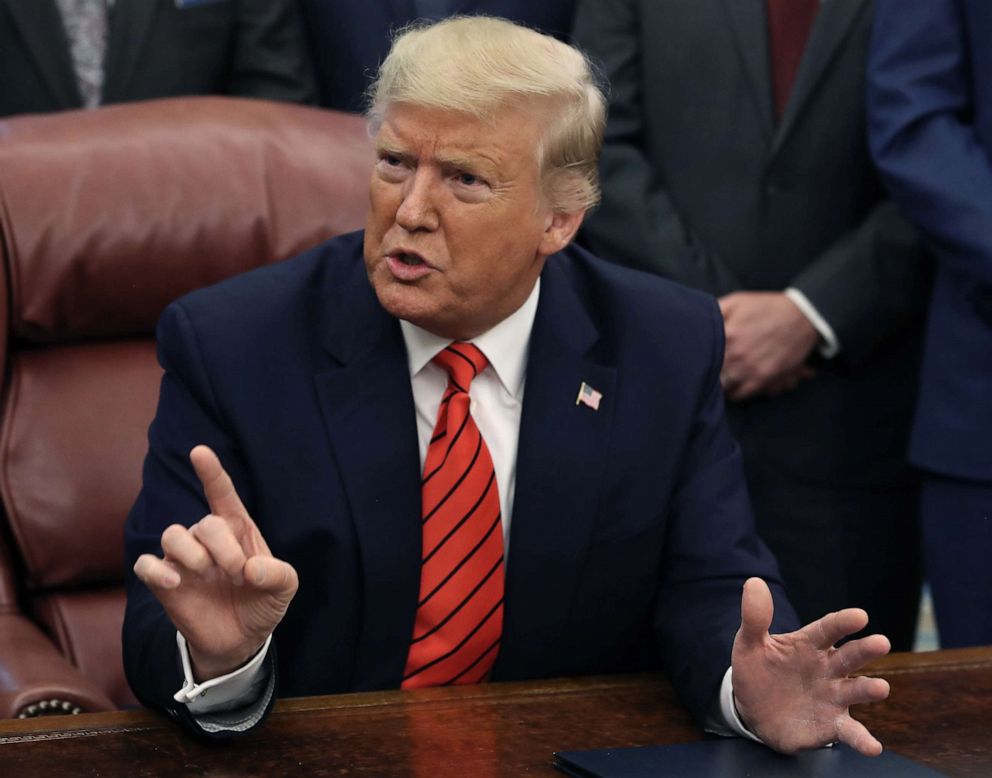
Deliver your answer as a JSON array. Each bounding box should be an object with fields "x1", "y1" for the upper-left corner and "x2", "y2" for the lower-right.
[{"x1": 1, "y1": 648, "x2": 990, "y2": 776}]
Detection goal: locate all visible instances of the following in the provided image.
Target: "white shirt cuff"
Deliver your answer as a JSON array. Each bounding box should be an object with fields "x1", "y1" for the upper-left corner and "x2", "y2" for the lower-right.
[
  {"x1": 704, "y1": 666, "x2": 762, "y2": 742},
  {"x1": 173, "y1": 631, "x2": 271, "y2": 715},
  {"x1": 784, "y1": 287, "x2": 840, "y2": 358}
]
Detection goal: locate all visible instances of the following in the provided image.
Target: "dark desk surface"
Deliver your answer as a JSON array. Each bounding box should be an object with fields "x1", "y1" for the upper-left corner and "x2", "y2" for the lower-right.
[{"x1": 1, "y1": 647, "x2": 990, "y2": 776}]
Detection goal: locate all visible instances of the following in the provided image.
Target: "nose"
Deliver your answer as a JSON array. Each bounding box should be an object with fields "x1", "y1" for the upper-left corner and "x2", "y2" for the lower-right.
[{"x1": 395, "y1": 169, "x2": 440, "y2": 232}]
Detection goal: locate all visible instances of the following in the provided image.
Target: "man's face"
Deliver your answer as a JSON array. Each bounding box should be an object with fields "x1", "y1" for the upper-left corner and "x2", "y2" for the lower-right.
[{"x1": 364, "y1": 102, "x2": 581, "y2": 340}]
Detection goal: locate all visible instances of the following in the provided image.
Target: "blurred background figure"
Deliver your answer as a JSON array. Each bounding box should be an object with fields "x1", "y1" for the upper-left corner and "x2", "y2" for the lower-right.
[
  {"x1": 869, "y1": 0, "x2": 992, "y2": 648},
  {"x1": 296, "y1": 0, "x2": 577, "y2": 112},
  {"x1": 0, "y1": 0, "x2": 316, "y2": 118},
  {"x1": 573, "y1": 0, "x2": 932, "y2": 650}
]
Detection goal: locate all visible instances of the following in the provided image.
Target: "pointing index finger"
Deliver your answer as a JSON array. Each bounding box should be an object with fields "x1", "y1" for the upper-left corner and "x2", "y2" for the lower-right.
[{"x1": 190, "y1": 445, "x2": 248, "y2": 520}]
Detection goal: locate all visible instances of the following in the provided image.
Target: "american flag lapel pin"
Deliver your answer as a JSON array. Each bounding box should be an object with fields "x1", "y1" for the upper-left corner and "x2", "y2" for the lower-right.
[{"x1": 576, "y1": 381, "x2": 603, "y2": 411}]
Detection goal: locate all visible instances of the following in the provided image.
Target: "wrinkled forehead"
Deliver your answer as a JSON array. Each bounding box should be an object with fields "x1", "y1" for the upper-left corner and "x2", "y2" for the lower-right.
[{"x1": 371, "y1": 98, "x2": 550, "y2": 169}]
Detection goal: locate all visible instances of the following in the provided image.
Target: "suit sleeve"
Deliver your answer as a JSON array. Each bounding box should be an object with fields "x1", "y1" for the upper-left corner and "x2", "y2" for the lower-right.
[
  {"x1": 122, "y1": 302, "x2": 276, "y2": 738},
  {"x1": 787, "y1": 198, "x2": 931, "y2": 365},
  {"x1": 572, "y1": 0, "x2": 744, "y2": 296},
  {"x1": 654, "y1": 299, "x2": 799, "y2": 721},
  {"x1": 868, "y1": 0, "x2": 992, "y2": 288},
  {"x1": 226, "y1": 0, "x2": 318, "y2": 104}
]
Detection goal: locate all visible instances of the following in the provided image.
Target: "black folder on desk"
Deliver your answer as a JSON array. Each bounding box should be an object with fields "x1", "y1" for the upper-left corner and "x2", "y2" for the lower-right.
[{"x1": 553, "y1": 739, "x2": 945, "y2": 777}]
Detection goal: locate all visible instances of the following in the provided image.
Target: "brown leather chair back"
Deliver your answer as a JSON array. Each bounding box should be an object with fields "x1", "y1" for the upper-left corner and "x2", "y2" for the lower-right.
[{"x1": 0, "y1": 97, "x2": 371, "y2": 715}]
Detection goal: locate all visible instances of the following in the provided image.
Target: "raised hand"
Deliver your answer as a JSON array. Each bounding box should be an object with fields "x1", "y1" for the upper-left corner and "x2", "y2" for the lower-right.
[
  {"x1": 731, "y1": 578, "x2": 891, "y2": 756},
  {"x1": 718, "y1": 292, "x2": 819, "y2": 401},
  {"x1": 132, "y1": 445, "x2": 298, "y2": 681}
]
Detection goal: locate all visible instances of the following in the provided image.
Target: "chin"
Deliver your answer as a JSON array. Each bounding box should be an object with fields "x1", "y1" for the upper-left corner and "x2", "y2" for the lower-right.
[{"x1": 373, "y1": 280, "x2": 431, "y2": 325}]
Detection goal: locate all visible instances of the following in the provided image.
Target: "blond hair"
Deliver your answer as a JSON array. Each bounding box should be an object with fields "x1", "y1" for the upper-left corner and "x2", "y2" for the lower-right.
[{"x1": 367, "y1": 16, "x2": 606, "y2": 212}]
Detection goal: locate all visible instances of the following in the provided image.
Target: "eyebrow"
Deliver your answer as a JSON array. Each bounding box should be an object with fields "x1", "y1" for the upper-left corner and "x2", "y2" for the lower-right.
[
  {"x1": 436, "y1": 153, "x2": 498, "y2": 176},
  {"x1": 375, "y1": 137, "x2": 501, "y2": 177}
]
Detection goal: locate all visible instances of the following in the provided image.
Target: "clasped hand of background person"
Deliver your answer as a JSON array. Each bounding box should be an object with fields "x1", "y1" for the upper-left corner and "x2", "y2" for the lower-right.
[
  {"x1": 732, "y1": 578, "x2": 892, "y2": 756},
  {"x1": 132, "y1": 445, "x2": 299, "y2": 682},
  {"x1": 719, "y1": 291, "x2": 821, "y2": 401}
]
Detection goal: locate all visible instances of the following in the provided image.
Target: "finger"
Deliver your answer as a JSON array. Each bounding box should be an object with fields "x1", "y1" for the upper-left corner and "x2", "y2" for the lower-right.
[
  {"x1": 190, "y1": 445, "x2": 249, "y2": 520},
  {"x1": 244, "y1": 556, "x2": 299, "y2": 600},
  {"x1": 133, "y1": 553, "x2": 181, "y2": 590},
  {"x1": 802, "y1": 608, "x2": 870, "y2": 650},
  {"x1": 738, "y1": 577, "x2": 774, "y2": 647},
  {"x1": 160, "y1": 523, "x2": 212, "y2": 574},
  {"x1": 729, "y1": 378, "x2": 761, "y2": 402},
  {"x1": 832, "y1": 675, "x2": 891, "y2": 709},
  {"x1": 771, "y1": 367, "x2": 807, "y2": 394},
  {"x1": 192, "y1": 514, "x2": 249, "y2": 585},
  {"x1": 835, "y1": 714, "x2": 884, "y2": 757},
  {"x1": 829, "y1": 633, "x2": 892, "y2": 676}
]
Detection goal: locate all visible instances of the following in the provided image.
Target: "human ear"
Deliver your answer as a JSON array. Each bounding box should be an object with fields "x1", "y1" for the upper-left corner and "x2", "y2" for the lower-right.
[{"x1": 538, "y1": 209, "x2": 586, "y2": 257}]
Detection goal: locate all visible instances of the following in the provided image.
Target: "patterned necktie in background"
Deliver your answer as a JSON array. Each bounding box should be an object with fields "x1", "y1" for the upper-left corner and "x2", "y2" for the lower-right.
[
  {"x1": 767, "y1": 0, "x2": 820, "y2": 120},
  {"x1": 402, "y1": 343, "x2": 505, "y2": 688},
  {"x1": 56, "y1": 0, "x2": 109, "y2": 109}
]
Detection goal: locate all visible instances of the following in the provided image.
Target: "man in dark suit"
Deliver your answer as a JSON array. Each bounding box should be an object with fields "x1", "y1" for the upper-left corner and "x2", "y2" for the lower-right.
[
  {"x1": 869, "y1": 0, "x2": 992, "y2": 647},
  {"x1": 296, "y1": 0, "x2": 577, "y2": 112},
  {"x1": 0, "y1": 0, "x2": 315, "y2": 118},
  {"x1": 124, "y1": 16, "x2": 891, "y2": 755},
  {"x1": 574, "y1": 0, "x2": 931, "y2": 651}
]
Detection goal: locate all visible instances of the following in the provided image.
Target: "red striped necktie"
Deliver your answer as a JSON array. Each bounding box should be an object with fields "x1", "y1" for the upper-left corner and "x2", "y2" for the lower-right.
[{"x1": 402, "y1": 342, "x2": 505, "y2": 688}]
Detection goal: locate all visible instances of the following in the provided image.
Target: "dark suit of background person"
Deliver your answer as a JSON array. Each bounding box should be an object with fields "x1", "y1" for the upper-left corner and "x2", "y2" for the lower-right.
[
  {"x1": 0, "y1": 0, "x2": 316, "y2": 119},
  {"x1": 295, "y1": 0, "x2": 577, "y2": 112},
  {"x1": 123, "y1": 231, "x2": 797, "y2": 730},
  {"x1": 573, "y1": 0, "x2": 932, "y2": 651},
  {"x1": 868, "y1": 0, "x2": 992, "y2": 648}
]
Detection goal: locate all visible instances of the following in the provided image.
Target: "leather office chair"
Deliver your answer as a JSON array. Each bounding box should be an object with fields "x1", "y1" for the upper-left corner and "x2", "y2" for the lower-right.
[{"x1": 0, "y1": 97, "x2": 371, "y2": 718}]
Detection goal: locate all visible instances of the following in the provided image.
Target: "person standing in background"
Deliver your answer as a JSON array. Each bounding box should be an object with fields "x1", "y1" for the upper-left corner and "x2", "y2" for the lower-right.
[
  {"x1": 869, "y1": 0, "x2": 992, "y2": 648},
  {"x1": 0, "y1": 0, "x2": 316, "y2": 118},
  {"x1": 573, "y1": 0, "x2": 932, "y2": 650},
  {"x1": 296, "y1": 1, "x2": 577, "y2": 112}
]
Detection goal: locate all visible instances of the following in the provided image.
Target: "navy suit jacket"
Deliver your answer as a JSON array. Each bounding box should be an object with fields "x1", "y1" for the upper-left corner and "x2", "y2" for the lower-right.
[
  {"x1": 296, "y1": 0, "x2": 577, "y2": 111},
  {"x1": 868, "y1": 0, "x2": 992, "y2": 481},
  {"x1": 123, "y1": 232, "x2": 796, "y2": 730}
]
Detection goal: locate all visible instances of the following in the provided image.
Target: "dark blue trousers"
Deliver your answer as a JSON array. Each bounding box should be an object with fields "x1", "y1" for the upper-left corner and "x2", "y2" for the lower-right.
[{"x1": 921, "y1": 473, "x2": 992, "y2": 647}]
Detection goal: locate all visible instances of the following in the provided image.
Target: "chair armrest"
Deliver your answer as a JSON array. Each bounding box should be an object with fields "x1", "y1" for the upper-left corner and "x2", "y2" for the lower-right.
[{"x1": 0, "y1": 612, "x2": 116, "y2": 718}]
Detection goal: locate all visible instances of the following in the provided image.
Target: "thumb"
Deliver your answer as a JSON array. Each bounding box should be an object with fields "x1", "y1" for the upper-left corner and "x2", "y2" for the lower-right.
[{"x1": 739, "y1": 577, "x2": 774, "y2": 647}]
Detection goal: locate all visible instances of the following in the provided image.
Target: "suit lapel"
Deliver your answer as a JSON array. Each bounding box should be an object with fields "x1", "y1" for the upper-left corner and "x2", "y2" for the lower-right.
[
  {"x1": 720, "y1": 0, "x2": 775, "y2": 143},
  {"x1": 313, "y1": 259, "x2": 423, "y2": 689},
  {"x1": 3, "y1": 0, "x2": 82, "y2": 108},
  {"x1": 770, "y1": 0, "x2": 869, "y2": 157},
  {"x1": 493, "y1": 255, "x2": 617, "y2": 678},
  {"x1": 102, "y1": 0, "x2": 157, "y2": 101}
]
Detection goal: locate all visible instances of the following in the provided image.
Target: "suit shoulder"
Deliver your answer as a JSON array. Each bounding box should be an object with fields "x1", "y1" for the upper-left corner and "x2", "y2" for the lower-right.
[
  {"x1": 553, "y1": 244, "x2": 725, "y2": 393},
  {"x1": 162, "y1": 231, "x2": 364, "y2": 335},
  {"x1": 562, "y1": 243, "x2": 722, "y2": 336}
]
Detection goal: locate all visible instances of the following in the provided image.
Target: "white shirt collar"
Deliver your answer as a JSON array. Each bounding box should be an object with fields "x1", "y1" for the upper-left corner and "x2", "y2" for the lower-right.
[{"x1": 399, "y1": 279, "x2": 540, "y2": 400}]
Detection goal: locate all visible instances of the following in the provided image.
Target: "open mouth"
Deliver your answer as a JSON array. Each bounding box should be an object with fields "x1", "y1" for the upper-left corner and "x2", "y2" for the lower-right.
[{"x1": 385, "y1": 249, "x2": 434, "y2": 280}]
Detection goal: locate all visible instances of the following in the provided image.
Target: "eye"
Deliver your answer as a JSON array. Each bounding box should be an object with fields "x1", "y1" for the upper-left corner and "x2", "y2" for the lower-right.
[
  {"x1": 376, "y1": 152, "x2": 409, "y2": 181},
  {"x1": 449, "y1": 169, "x2": 491, "y2": 202}
]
